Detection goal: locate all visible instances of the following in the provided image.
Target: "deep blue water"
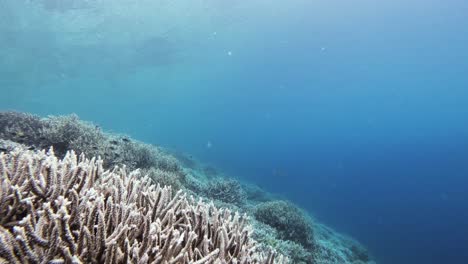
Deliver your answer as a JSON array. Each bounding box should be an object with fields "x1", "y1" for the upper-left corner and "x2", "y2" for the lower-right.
[{"x1": 1, "y1": 0, "x2": 468, "y2": 263}]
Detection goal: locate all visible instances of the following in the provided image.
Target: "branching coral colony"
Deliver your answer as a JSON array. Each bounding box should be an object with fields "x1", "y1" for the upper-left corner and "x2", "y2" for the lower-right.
[
  {"x1": 0, "y1": 148, "x2": 287, "y2": 263},
  {"x1": 0, "y1": 112, "x2": 375, "y2": 264}
]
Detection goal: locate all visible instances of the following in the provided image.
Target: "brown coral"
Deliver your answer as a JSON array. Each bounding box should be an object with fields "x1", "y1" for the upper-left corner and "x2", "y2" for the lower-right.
[{"x1": 0, "y1": 148, "x2": 286, "y2": 263}]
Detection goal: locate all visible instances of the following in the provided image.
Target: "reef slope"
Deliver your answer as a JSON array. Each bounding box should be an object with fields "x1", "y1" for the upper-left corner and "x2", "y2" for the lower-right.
[{"x1": 0, "y1": 112, "x2": 375, "y2": 264}]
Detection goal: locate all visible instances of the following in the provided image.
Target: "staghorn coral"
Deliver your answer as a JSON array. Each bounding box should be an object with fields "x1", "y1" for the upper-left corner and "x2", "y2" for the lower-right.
[
  {"x1": 0, "y1": 148, "x2": 287, "y2": 263},
  {"x1": 0, "y1": 112, "x2": 375, "y2": 263}
]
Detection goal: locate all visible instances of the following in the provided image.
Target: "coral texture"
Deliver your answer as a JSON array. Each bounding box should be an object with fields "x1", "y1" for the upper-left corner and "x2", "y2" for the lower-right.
[
  {"x1": 0, "y1": 112, "x2": 182, "y2": 172},
  {"x1": 0, "y1": 148, "x2": 285, "y2": 263},
  {"x1": 0, "y1": 111, "x2": 375, "y2": 264},
  {"x1": 206, "y1": 178, "x2": 247, "y2": 206},
  {"x1": 254, "y1": 201, "x2": 314, "y2": 250}
]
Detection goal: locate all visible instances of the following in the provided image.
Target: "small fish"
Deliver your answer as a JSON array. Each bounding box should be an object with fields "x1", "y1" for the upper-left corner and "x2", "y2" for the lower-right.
[
  {"x1": 0, "y1": 147, "x2": 7, "y2": 152},
  {"x1": 92, "y1": 146, "x2": 99, "y2": 150},
  {"x1": 28, "y1": 146, "x2": 35, "y2": 150},
  {"x1": 109, "y1": 146, "x2": 116, "y2": 151},
  {"x1": 122, "y1": 138, "x2": 130, "y2": 142},
  {"x1": 110, "y1": 140, "x2": 119, "y2": 145}
]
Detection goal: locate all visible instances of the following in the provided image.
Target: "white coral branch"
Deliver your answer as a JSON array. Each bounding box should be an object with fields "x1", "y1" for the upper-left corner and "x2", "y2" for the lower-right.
[{"x1": 0, "y1": 148, "x2": 286, "y2": 263}]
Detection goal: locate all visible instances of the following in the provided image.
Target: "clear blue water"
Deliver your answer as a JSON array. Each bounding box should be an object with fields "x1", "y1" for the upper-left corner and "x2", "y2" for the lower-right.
[{"x1": 1, "y1": 0, "x2": 468, "y2": 263}]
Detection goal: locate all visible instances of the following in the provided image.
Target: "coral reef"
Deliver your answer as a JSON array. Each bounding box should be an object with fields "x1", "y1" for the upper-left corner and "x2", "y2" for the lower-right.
[
  {"x1": 254, "y1": 201, "x2": 315, "y2": 250},
  {"x1": 0, "y1": 139, "x2": 27, "y2": 153},
  {"x1": 205, "y1": 178, "x2": 247, "y2": 206},
  {"x1": 171, "y1": 151, "x2": 198, "y2": 170},
  {"x1": 0, "y1": 148, "x2": 284, "y2": 263},
  {"x1": 242, "y1": 183, "x2": 274, "y2": 204},
  {"x1": 0, "y1": 111, "x2": 375, "y2": 264},
  {"x1": 312, "y1": 223, "x2": 372, "y2": 264},
  {"x1": 0, "y1": 112, "x2": 182, "y2": 172},
  {"x1": 143, "y1": 167, "x2": 186, "y2": 192},
  {"x1": 0, "y1": 112, "x2": 45, "y2": 148},
  {"x1": 41, "y1": 114, "x2": 109, "y2": 160},
  {"x1": 252, "y1": 221, "x2": 312, "y2": 264}
]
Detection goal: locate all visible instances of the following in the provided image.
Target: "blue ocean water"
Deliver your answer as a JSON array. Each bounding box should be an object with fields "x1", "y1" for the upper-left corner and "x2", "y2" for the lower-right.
[{"x1": 1, "y1": 0, "x2": 468, "y2": 263}]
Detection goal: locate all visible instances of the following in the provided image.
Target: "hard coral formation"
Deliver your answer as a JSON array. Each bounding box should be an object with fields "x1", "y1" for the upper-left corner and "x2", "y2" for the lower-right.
[
  {"x1": 0, "y1": 139, "x2": 27, "y2": 153},
  {"x1": 0, "y1": 112, "x2": 45, "y2": 147},
  {"x1": 242, "y1": 183, "x2": 274, "y2": 204},
  {"x1": 251, "y1": 221, "x2": 312, "y2": 264},
  {"x1": 41, "y1": 114, "x2": 108, "y2": 159},
  {"x1": 206, "y1": 178, "x2": 247, "y2": 206},
  {"x1": 143, "y1": 167, "x2": 186, "y2": 192},
  {"x1": 0, "y1": 112, "x2": 183, "y2": 172},
  {"x1": 0, "y1": 148, "x2": 285, "y2": 263},
  {"x1": 312, "y1": 223, "x2": 372, "y2": 264},
  {"x1": 254, "y1": 201, "x2": 315, "y2": 250},
  {"x1": 0, "y1": 111, "x2": 375, "y2": 264}
]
